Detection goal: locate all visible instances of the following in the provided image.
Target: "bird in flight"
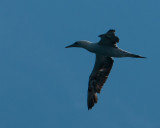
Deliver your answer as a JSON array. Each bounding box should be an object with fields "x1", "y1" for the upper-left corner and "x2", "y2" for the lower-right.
[{"x1": 65, "y1": 29, "x2": 145, "y2": 110}]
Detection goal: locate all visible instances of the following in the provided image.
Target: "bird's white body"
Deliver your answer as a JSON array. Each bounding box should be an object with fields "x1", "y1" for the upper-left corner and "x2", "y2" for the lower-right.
[{"x1": 78, "y1": 41, "x2": 138, "y2": 58}]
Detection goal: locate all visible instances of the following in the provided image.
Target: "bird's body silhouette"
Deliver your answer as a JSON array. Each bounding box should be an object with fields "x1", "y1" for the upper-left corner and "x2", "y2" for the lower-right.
[{"x1": 66, "y1": 29, "x2": 145, "y2": 110}]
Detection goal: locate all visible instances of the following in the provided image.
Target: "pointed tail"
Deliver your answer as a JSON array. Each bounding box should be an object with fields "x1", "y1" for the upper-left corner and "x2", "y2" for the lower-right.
[
  {"x1": 126, "y1": 53, "x2": 146, "y2": 58},
  {"x1": 120, "y1": 50, "x2": 146, "y2": 58}
]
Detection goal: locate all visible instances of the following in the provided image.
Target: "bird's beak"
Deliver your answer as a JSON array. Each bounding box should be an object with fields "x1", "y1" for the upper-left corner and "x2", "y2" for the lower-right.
[{"x1": 65, "y1": 44, "x2": 75, "y2": 48}]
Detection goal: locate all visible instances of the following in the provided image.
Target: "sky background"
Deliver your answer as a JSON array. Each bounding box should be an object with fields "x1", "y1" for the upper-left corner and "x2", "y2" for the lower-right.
[{"x1": 0, "y1": 0, "x2": 160, "y2": 128}]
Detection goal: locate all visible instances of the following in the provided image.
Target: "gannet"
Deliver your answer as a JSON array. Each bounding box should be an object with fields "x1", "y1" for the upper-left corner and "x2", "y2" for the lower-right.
[{"x1": 66, "y1": 29, "x2": 145, "y2": 110}]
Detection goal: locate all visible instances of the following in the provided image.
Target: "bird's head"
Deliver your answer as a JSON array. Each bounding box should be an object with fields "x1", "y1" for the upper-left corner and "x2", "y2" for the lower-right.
[{"x1": 65, "y1": 40, "x2": 91, "y2": 48}]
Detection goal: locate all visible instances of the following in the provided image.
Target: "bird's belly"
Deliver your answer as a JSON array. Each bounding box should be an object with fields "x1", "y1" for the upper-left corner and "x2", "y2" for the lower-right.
[{"x1": 93, "y1": 47, "x2": 124, "y2": 57}]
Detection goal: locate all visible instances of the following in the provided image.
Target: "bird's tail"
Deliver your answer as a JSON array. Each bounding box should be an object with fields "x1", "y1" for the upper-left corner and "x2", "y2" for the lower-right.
[
  {"x1": 115, "y1": 48, "x2": 146, "y2": 58},
  {"x1": 125, "y1": 53, "x2": 146, "y2": 58},
  {"x1": 120, "y1": 50, "x2": 146, "y2": 58},
  {"x1": 87, "y1": 88, "x2": 98, "y2": 110}
]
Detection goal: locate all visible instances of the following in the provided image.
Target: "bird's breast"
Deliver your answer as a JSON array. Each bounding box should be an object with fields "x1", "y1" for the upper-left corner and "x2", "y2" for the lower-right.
[
  {"x1": 91, "y1": 46, "x2": 114, "y2": 57},
  {"x1": 91, "y1": 46, "x2": 124, "y2": 57}
]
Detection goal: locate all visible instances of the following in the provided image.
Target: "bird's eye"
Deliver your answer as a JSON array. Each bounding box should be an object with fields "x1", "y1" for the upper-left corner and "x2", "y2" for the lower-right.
[{"x1": 74, "y1": 42, "x2": 78, "y2": 45}]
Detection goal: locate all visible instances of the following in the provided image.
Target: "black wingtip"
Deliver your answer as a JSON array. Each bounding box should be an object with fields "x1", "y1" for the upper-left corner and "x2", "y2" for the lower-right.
[
  {"x1": 88, "y1": 107, "x2": 91, "y2": 110},
  {"x1": 87, "y1": 92, "x2": 98, "y2": 110},
  {"x1": 108, "y1": 29, "x2": 115, "y2": 33},
  {"x1": 98, "y1": 29, "x2": 116, "y2": 38},
  {"x1": 88, "y1": 104, "x2": 94, "y2": 110}
]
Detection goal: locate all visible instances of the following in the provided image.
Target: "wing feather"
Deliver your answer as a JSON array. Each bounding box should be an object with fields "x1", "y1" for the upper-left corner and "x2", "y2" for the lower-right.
[
  {"x1": 87, "y1": 55, "x2": 114, "y2": 109},
  {"x1": 98, "y1": 29, "x2": 119, "y2": 47}
]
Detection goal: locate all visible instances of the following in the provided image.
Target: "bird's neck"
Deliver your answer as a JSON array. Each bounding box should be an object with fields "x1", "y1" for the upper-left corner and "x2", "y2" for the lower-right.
[{"x1": 81, "y1": 43, "x2": 96, "y2": 53}]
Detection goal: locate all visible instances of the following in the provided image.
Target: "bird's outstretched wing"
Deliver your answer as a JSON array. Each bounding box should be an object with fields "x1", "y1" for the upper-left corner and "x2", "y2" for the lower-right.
[
  {"x1": 98, "y1": 29, "x2": 119, "y2": 47},
  {"x1": 87, "y1": 54, "x2": 114, "y2": 110}
]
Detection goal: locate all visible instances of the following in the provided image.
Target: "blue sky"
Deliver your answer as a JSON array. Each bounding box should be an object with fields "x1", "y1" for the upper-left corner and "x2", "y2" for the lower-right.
[{"x1": 0, "y1": 0, "x2": 160, "y2": 128}]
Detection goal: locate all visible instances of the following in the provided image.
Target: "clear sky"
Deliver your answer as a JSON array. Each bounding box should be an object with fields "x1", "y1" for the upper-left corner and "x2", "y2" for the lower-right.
[{"x1": 0, "y1": 0, "x2": 160, "y2": 128}]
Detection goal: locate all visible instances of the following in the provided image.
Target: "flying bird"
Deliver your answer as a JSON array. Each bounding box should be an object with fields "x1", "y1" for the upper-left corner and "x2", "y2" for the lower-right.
[{"x1": 65, "y1": 29, "x2": 145, "y2": 110}]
